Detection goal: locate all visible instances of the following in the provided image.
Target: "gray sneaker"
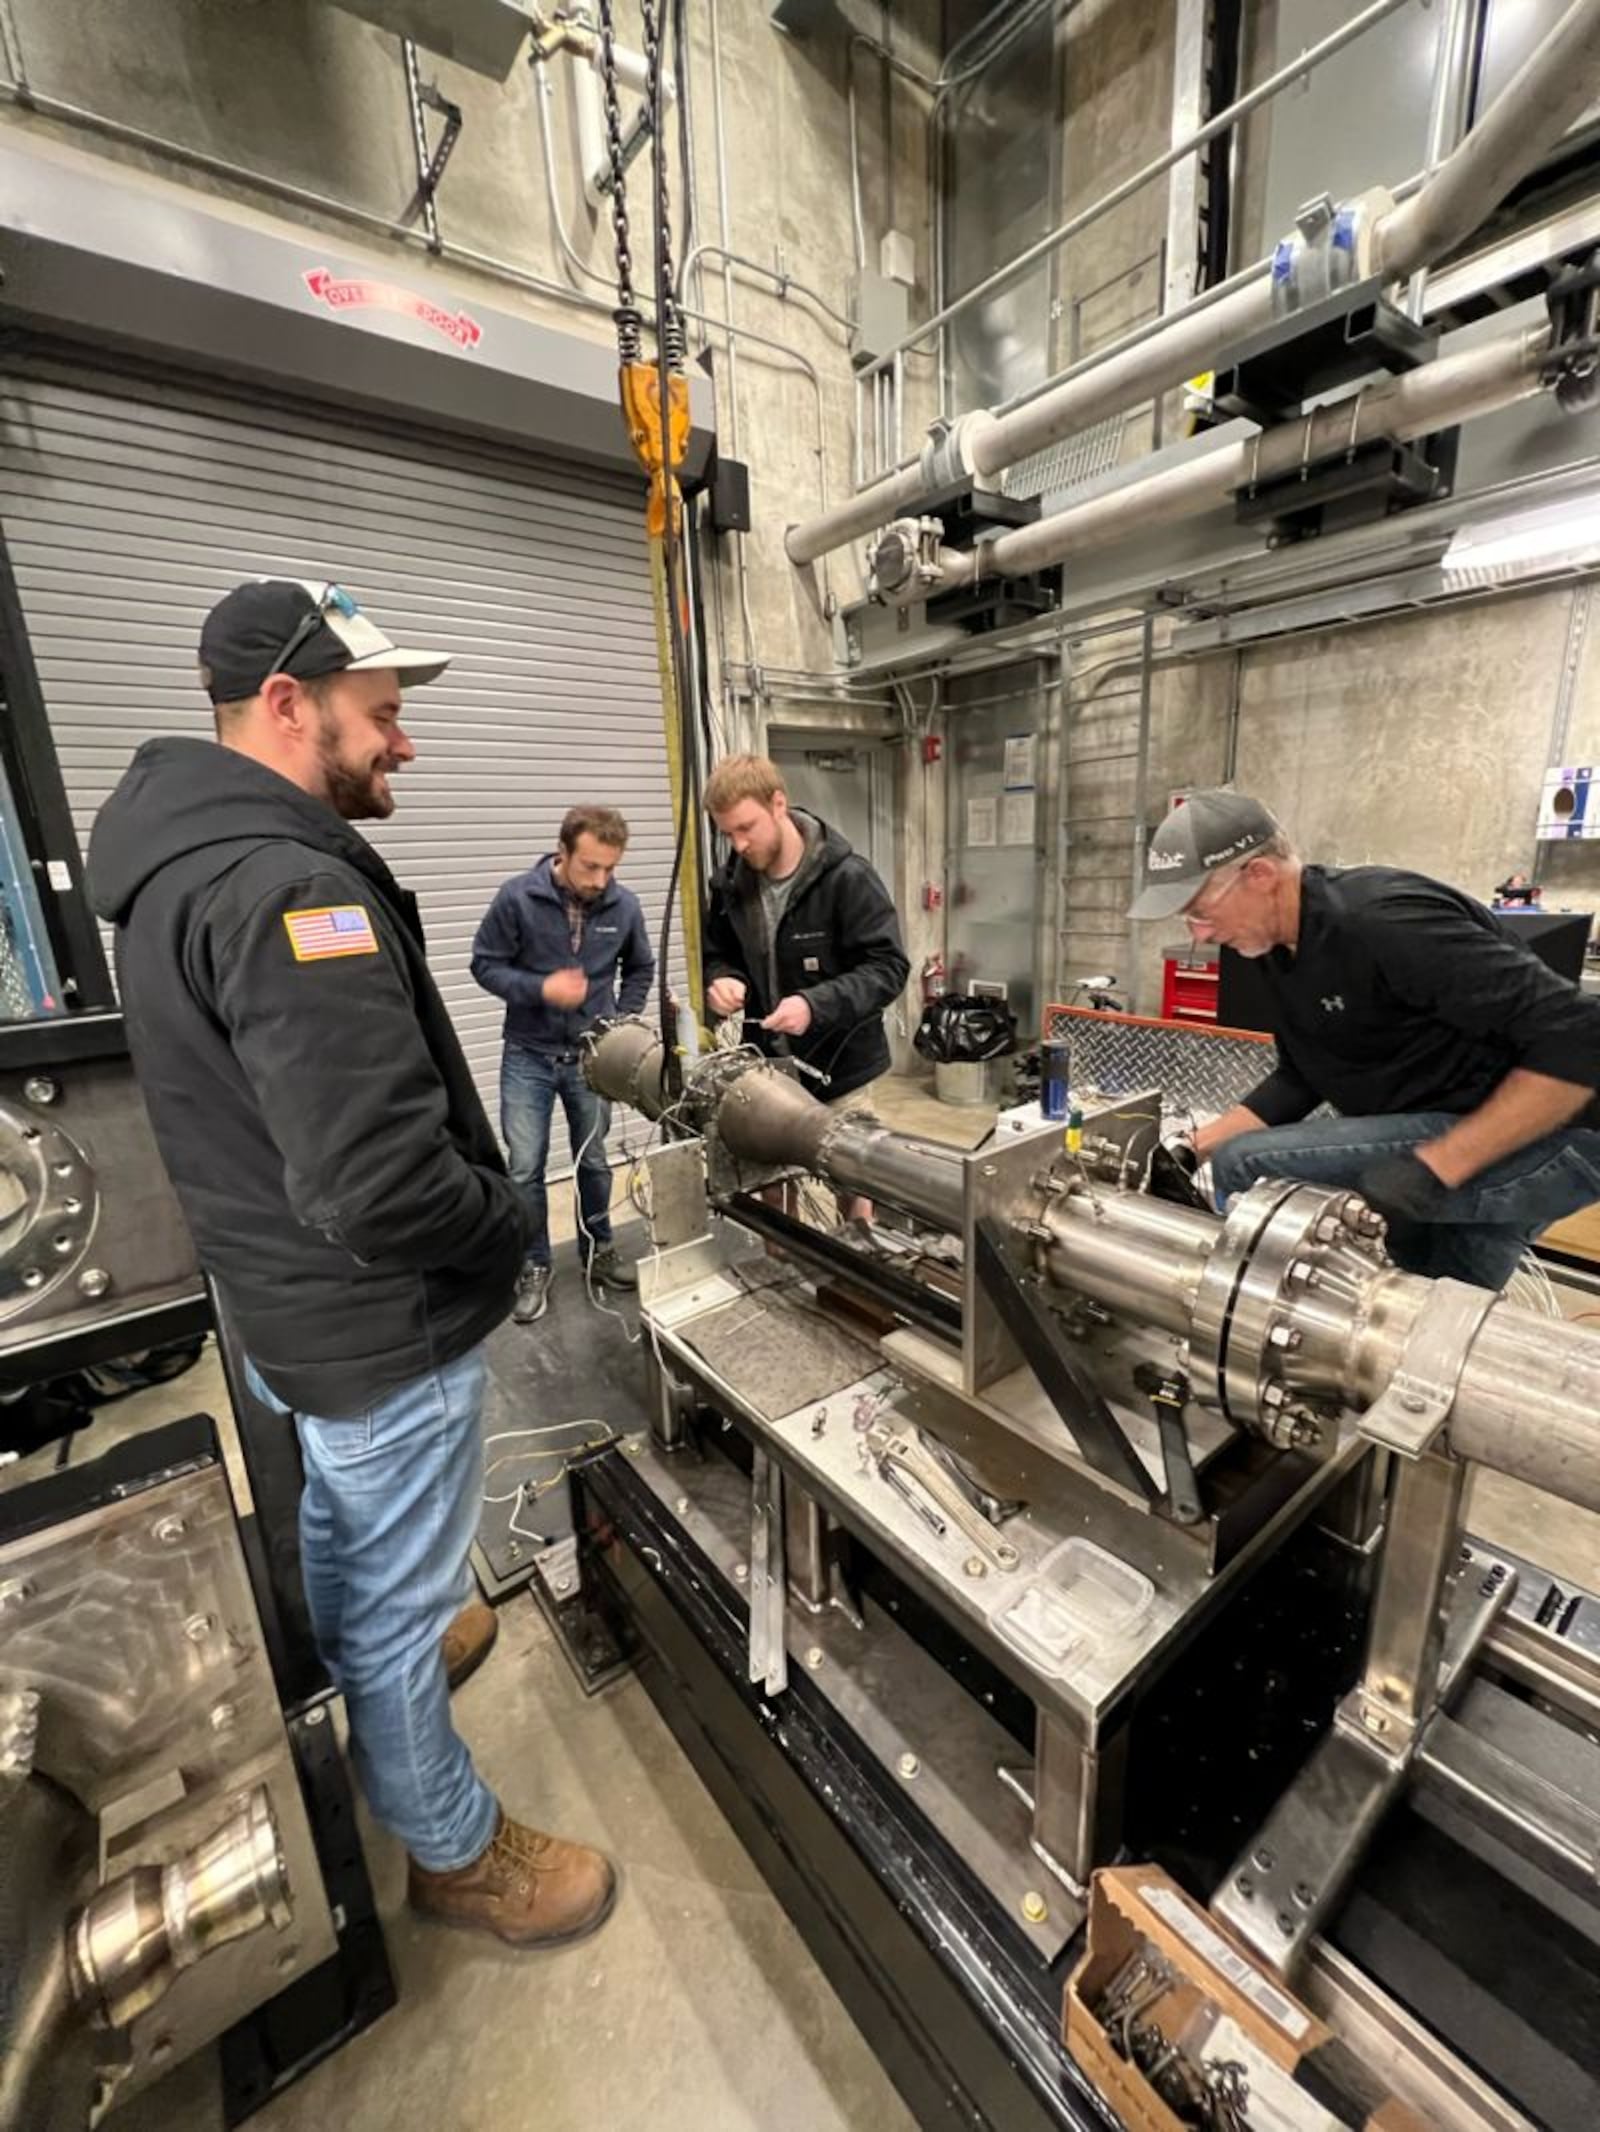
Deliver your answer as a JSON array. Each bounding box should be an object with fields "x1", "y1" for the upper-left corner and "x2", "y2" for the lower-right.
[{"x1": 513, "y1": 1265, "x2": 551, "y2": 1324}]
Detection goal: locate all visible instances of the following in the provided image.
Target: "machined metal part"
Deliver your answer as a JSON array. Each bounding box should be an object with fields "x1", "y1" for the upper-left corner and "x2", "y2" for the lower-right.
[
  {"x1": 588, "y1": 1025, "x2": 1600, "y2": 2117},
  {"x1": 747, "y1": 1449, "x2": 788, "y2": 1696},
  {"x1": 1342, "y1": 1452, "x2": 1473, "y2": 1752},
  {"x1": 973, "y1": 1215, "x2": 1156, "y2": 1503},
  {"x1": 639, "y1": 1139, "x2": 710, "y2": 1249},
  {"x1": 1299, "y1": 1942, "x2": 1541, "y2": 2132},
  {"x1": 68, "y1": 1787, "x2": 291, "y2": 2030},
  {"x1": 1134, "y1": 1365, "x2": 1203, "y2": 1525},
  {"x1": 1215, "y1": 1534, "x2": 1515, "y2": 1977},
  {"x1": 1358, "y1": 1276, "x2": 1499, "y2": 1458},
  {"x1": 0, "y1": 1096, "x2": 100, "y2": 1319},
  {"x1": 0, "y1": 1046, "x2": 204, "y2": 1367},
  {"x1": 595, "y1": 1435, "x2": 1086, "y2": 1968},
  {"x1": 1414, "y1": 1676, "x2": 1600, "y2": 1908},
  {"x1": 0, "y1": 1458, "x2": 337, "y2": 2106},
  {"x1": 587, "y1": 1027, "x2": 1600, "y2": 1514}
]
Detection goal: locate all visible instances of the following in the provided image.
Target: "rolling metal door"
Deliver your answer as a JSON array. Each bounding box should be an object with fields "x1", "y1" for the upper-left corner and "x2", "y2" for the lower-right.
[{"x1": 0, "y1": 352, "x2": 677, "y2": 1170}]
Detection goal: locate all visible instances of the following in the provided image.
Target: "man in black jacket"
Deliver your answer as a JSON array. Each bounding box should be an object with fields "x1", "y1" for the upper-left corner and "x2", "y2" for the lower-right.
[
  {"x1": 1130, "y1": 788, "x2": 1600, "y2": 1289},
  {"x1": 703, "y1": 751, "x2": 909, "y2": 1096},
  {"x1": 88, "y1": 578, "x2": 615, "y2": 1951}
]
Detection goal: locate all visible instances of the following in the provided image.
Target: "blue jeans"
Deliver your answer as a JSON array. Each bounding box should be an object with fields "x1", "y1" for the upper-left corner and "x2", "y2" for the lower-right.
[
  {"x1": 246, "y1": 1348, "x2": 499, "y2": 1873},
  {"x1": 501, "y1": 1045, "x2": 613, "y2": 1268},
  {"x1": 1211, "y1": 1112, "x2": 1600, "y2": 1289}
]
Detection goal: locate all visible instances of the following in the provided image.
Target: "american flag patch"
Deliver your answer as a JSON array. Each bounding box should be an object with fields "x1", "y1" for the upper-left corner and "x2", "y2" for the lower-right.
[{"x1": 283, "y1": 905, "x2": 380, "y2": 962}]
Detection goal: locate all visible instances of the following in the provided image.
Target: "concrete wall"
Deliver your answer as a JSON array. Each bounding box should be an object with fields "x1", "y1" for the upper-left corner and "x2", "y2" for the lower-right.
[
  {"x1": 5, "y1": 0, "x2": 1598, "y2": 1035},
  {"x1": 0, "y1": 0, "x2": 939, "y2": 685},
  {"x1": 0, "y1": 0, "x2": 946, "y2": 1046}
]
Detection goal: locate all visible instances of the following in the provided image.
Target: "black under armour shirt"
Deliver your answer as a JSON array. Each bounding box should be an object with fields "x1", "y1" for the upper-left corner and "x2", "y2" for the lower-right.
[{"x1": 1239, "y1": 865, "x2": 1600, "y2": 1128}]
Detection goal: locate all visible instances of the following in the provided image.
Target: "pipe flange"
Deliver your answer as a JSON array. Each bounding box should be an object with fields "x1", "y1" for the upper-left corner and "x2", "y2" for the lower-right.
[
  {"x1": 0, "y1": 1099, "x2": 99, "y2": 1321},
  {"x1": 1192, "y1": 1180, "x2": 1377, "y2": 1433},
  {"x1": 1271, "y1": 185, "x2": 1392, "y2": 316}
]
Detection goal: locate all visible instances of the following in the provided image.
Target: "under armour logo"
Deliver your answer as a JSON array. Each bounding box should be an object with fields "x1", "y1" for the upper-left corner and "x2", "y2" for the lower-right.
[{"x1": 1322, "y1": 994, "x2": 1345, "y2": 1013}]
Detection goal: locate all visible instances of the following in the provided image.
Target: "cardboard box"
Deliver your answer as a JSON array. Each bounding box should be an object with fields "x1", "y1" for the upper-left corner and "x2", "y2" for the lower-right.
[{"x1": 1065, "y1": 1865, "x2": 1429, "y2": 2132}]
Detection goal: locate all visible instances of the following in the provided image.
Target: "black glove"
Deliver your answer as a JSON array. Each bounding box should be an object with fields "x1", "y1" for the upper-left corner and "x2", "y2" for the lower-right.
[{"x1": 1357, "y1": 1150, "x2": 1455, "y2": 1224}]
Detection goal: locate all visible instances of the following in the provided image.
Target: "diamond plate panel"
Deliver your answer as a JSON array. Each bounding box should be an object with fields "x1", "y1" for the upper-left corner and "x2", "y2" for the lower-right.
[{"x1": 1041, "y1": 1004, "x2": 1277, "y2": 1123}]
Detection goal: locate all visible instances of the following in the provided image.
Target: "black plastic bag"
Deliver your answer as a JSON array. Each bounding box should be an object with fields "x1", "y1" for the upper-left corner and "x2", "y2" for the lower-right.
[{"x1": 913, "y1": 994, "x2": 1017, "y2": 1063}]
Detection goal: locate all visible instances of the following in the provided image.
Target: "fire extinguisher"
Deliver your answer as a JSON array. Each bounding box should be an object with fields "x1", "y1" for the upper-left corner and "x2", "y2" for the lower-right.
[{"x1": 921, "y1": 952, "x2": 946, "y2": 1002}]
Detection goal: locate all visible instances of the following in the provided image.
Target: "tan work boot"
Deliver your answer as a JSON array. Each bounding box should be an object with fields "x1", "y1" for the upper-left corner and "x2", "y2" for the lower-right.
[
  {"x1": 409, "y1": 1814, "x2": 617, "y2": 1948},
  {"x1": 442, "y1": 1597, "x2": 498, "y2": 1691}
]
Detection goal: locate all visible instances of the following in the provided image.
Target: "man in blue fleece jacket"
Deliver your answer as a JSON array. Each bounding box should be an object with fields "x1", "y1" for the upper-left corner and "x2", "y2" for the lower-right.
[{"x1": 471, "y1": 806, "x2": 655, "y2": 1321}]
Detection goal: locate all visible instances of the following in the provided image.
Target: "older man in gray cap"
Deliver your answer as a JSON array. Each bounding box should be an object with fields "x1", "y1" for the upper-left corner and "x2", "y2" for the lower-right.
[{"x1": 1131, "y1": 789, "x2": 1600, "y2": 1288}]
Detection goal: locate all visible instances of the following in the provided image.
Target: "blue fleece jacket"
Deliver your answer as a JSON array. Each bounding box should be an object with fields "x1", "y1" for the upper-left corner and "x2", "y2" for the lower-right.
[{"x1": 470, "y1": 854, "x2": 655, "y2": 1053}]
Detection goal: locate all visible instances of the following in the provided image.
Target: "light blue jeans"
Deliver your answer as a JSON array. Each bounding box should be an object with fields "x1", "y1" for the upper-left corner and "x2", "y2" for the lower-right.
[
  {"x1": 1211, "y1": 1111, "x2": 1600, "y2": 1289},
  {"x1": 501, "y1": 1046, "x2": 613, "y2": 1269},
  {"x1": 246, "y1": 1347, "x2": 499, "y2": 1873}
]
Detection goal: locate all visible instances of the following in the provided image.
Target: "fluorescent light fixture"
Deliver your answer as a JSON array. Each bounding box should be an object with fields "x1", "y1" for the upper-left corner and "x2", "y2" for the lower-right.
[{"x1": 1441, "y1": 494, "x2": 1600, "y2": 582}]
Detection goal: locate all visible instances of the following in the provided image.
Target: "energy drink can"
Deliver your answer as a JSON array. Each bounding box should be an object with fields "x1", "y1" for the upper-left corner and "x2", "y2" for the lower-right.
[{"x1": 1042, "y1": 1039, "x2": 1071, "y2": 1121}]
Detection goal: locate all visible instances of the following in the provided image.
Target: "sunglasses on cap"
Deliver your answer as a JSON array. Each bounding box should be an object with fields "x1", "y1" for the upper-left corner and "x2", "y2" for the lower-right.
[{"x1": 266, "y1": 582, "x2": 360, "y2": 682}]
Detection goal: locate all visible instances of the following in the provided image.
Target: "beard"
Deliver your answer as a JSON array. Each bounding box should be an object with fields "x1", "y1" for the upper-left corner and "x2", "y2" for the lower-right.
[
  {"x1": 741, "y1": 828, "x2": 783, "y2": 873},
  {"x1": 317, "y1": 709, "x2": 396, "y2": 821}
]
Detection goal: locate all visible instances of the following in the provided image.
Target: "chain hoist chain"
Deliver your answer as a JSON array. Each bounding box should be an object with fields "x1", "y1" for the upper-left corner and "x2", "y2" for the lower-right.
[
  {"x1": 637, "y1": 0, "x2": 684, "y2": 371},
  {"x1": 595, "y1": 0, "x2": 641, "y2": 361}
]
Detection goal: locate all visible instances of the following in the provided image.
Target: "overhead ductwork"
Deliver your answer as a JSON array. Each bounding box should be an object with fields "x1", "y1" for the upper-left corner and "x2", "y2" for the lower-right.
[{"x1": 783, "y1": 0, "x2": 1600, "y2": 571}]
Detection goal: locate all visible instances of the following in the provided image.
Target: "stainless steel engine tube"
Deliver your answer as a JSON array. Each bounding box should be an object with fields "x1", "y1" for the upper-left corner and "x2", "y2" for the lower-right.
[{"x1": 584, "y1": 1028, "x2": 1600, "y2": 1511}]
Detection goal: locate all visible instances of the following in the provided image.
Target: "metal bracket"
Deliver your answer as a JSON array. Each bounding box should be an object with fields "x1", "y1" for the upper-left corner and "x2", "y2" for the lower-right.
[
  {"x1": 973, "y1": 1216, "x2": 1156, "y2": 1502},
  {"x1": 400, "y1": 40, "x2": 464, "y2": 244},
  {"x1": 1214, "y1": 1536, "x2": 1515, "y2": 1978},
  {"x1": 1134, "y1": 1365, "x2": 1203, "y2": 1525},
  {"x1": 1358, "y1": 1277, "x2": 1498, "y2": 1459},
  {"x1": 747, "y1": 1450, "x2": 788, "y2": 1696}
]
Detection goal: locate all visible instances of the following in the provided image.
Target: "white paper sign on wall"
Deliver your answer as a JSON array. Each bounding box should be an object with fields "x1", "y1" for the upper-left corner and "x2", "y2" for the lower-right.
[{"x1": 1538, "y1": 766, "x2": 1600, "y2": 840}]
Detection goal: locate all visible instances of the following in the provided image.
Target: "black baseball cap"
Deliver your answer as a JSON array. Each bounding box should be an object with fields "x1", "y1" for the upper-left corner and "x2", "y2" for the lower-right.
[
  {"x1": 1129, "y1": 789, "x2": 1284, "y2": 921},
  {"x1": 198, "y1": 579, "x2": 450, "y2": 705}
]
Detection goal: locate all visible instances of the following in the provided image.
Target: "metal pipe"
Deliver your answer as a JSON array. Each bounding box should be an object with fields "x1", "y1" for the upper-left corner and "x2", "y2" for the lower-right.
[
  {"x1": 788, "y1": 0, "x2": 1418, "y2": 564},
  {"x1": 681, "y1": 242, "x2": 856, "y2": 338},
  {"x1": 1404, "y1": 0, "x2": 1484, "y2": 322},
  {"x1": 944, "y1": 0, "x2": 1415, "y2": 375},
  {"x1": 926, "y1": 322, "x2": 1548, "y2": 594},
  {"x1": 588, "y1": 1033, "x2": 1600, "y2": 1509},
  {"x1": 788, "y1": 0, "x2": 1597, "y2": 567},
  {"x1": 707, "y1": 0, "x2": 761, "y2": 690},
  {"x1": 1040, "y1": 1191, "x2": 1216, "y2": 1337},
  {"x1": 847, "y1": 34, "x2": 868, "y2": 273},
  {"x1": 1376, "y1": 0, "x2": 1600, "y2": 279},
  {"x1": 817, "y1": 1118, "x2": 966, "y2": 1230}
]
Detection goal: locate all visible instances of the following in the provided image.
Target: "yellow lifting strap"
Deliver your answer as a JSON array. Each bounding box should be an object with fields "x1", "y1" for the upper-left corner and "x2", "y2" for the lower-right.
[
  {"x1": 619, "y1": 360, "x2": 705, "y2": 1026},
  {"x1": 647, "y1": 532, "x2": 705, "y2": 1025}
]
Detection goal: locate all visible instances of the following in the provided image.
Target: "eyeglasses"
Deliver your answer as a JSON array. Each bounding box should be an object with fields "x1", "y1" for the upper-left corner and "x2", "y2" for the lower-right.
[
  {"x1": 1184, "y1": 862, "x2": 1249, "y2": 926},
  {"x1": 266, "y1": 582, "x2": 359, "y2": 682}
]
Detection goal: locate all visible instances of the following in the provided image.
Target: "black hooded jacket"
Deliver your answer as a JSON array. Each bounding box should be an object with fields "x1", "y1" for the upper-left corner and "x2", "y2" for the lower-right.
[
  {"x1": 702, "y1": 813, "x2": 910, "y2": 1098},
  {"x1": 88, "y1": 738, "x2": 525, "y2": 1417}
]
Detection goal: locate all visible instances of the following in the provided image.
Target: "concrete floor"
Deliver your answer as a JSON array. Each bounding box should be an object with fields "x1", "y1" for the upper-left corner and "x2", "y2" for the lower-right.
[{"x1": 11, "y1": 1068, "x2": 1600, "y2": 2131}]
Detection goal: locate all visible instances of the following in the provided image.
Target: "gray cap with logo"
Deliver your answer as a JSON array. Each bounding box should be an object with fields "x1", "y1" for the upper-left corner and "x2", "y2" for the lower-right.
[{"x1": 1128, "y1": 789, "x2": 1284, "y2": 921}]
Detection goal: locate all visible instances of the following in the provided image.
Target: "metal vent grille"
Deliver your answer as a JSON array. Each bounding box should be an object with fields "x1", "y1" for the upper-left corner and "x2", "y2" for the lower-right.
[{"x1": 1001, "y1": 413, "x2": 1127, "y2": 501}]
